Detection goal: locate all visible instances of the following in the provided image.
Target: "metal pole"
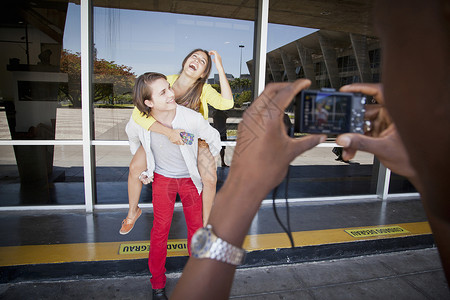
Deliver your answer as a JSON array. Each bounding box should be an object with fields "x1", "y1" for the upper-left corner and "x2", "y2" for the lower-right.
[
  {"x1": 81, "y1": 0, "x2": 96, "y2": 212},
  {"x1": 25, "y1": 24, "x2": 30, "y2": 65},
  {"x1": 253, "y1": 0, "x2": 269, "y2": 97},
  {"x1": 376, "y1": 163, "x2": 391, "y2": 201},
  {"x1": 239, "y1": 44, "x2": 244, "y2": 79}
]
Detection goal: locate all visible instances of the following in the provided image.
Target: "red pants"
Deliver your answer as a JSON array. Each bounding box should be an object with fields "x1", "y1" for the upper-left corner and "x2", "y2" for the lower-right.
[{"x1": 149, "y1": 173, "x2": 203, "y2": 289}]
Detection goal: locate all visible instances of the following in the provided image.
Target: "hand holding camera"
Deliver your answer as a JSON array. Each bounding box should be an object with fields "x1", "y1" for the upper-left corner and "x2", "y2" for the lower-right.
[{"x1": 334, "y1": 83, "x2": 419, "y2": 188}]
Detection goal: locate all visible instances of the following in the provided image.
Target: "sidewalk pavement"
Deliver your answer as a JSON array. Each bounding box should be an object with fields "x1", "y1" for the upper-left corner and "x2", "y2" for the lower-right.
[{"x1": 1, "y1": 248, "x2": 448, "y2": 299}]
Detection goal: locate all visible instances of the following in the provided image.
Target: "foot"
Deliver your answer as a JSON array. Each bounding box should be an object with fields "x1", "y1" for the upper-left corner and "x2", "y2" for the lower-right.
[
  {"x1": 335, "y1": 156, "x2": 350, "y2": 163},
  {"x1": 119, "y1": 207, "x2": 142, "y2": 235},
  {"x1": 152, "y1": 288, "x2": 168, "y2": 300}
]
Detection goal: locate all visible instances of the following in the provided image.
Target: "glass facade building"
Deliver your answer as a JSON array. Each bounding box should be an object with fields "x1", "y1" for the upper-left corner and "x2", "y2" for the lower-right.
[{"x1": 0, "y1": 0, "x2": 417, "y2": 211}]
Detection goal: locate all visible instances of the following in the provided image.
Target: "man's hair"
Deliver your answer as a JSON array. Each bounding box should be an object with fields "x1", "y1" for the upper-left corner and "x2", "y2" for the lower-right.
[
  {"x1": 176, "y1": 49, "x2": 212, "y2": 111},
  {"x1": 133, "y1": 72, "x2": 167, "y2": 118}
]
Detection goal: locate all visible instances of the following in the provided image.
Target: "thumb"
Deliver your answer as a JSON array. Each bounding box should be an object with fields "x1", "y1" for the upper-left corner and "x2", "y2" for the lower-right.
[
  {"x1": 289, "y1": 134, "x2": 326, "y2": 161},
  {"x1": 336, "y1": 133, "x2": 385, "y2": 160}
]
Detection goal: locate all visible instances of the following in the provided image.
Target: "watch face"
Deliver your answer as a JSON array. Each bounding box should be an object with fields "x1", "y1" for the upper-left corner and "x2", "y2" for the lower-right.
[{"x1": 191, "y1": 227, "x2": 210, "y2": 257}]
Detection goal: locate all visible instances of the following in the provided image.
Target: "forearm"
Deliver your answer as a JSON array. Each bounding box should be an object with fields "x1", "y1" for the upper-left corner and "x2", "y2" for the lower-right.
[
  {"x1": 150, "y1": 117, "x2": 185, "y2": 145},
  {"x1": 149, "y1": 120, "x2": 173, "y2": 136},
  {"x1": 198, "y1": 119, "x2": 221, "y2": 157},
  {"x1": 421, "y1": 195, "x2": 450, "y2": 283},
  {"x1": 408, "y1": 175, "x2": 424, "y2": 196},
  {"x1": 217, "y1": 66, "x2": 233, "y2": 100},
  {"x1": 171, "y1": 256, "x2": 235, "y2": 300}
]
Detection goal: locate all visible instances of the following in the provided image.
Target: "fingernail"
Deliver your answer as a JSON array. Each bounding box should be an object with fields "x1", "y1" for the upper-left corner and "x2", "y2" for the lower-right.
[{"x1": 337, "y1": 136, "x2": 351, "y2": 147}]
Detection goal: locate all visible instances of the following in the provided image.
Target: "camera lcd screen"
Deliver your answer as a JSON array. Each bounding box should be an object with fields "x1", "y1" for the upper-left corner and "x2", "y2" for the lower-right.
[{"x1": 299, "y1": 91, "x2": 352, "y2": 134}]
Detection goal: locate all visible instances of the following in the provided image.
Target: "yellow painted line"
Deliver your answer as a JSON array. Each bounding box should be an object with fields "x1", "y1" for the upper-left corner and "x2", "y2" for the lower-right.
[
  {"x1": 242, "y1": 222, "x2": 431, "y2": 251},
  {"x1": 0, "y1": 239, "x2": 188, "y2": 267},
  {"x1": 0, "y1": 222, "x2": 431, "y2": 267}
]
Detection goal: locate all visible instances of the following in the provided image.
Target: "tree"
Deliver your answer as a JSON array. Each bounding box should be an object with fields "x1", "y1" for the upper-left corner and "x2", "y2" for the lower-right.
[
  {"x1": 241, "y1": 78, "x2": 251, "y2": 90},
  {"x1": 210, "y1": 83, "x2": 220, "y2": 93},
  {"x1": 229, "y1": 78, "x2": 241, "y2": 92},
  {"x1": 235, "y1": 90, "x2": 252, "y2": 108},
  {"x1": 230, "y1": 78, "x2": 252, "y2": 93},
  {"x1": 229, "y1": 78, "x2": 253, "y2": 108},
  {"x1": 59, "y1": 49, "x2": 136, "y2": 107}
]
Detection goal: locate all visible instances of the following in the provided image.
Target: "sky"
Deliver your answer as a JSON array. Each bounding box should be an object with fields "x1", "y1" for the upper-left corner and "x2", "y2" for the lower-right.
[{"x1": 63, "y1": 3, "x2": 317, "y2": 78}]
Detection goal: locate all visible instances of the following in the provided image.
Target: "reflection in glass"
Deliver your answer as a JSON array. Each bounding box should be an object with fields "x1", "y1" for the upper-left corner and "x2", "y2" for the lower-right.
[
  {"x1": 265, "y1": 12, "x2": 381, "y2": 197},
  {"x1": 0, "y1": 145, "x2": 84, "y2": 206},
  {"x1": 92, "y1": 7, "x2": 255, "y2": 140},
  {"x1": 288, "y1": 148, "x2": 377, "y2": 198},
  {"x1": 1, "y1": 2, "x2": 82, "y2": 141},
  {"x1": 94, "y1": 145, "x2": 235, "y2": 205},
  {"x1": 388, "y1": 174, "x2": 417, "y2": 194},
  {"x1": 94, "y1": 145, "x2": 132, "y2": 204},
  {"x1": 1, "y1": 1, "x2": 84, "y2": 207}
]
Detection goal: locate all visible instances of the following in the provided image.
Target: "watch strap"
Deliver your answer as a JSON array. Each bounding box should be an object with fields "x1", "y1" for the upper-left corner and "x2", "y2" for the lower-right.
[{"x1": 209, "y1": 236, "x2": 246, "y2": 265}]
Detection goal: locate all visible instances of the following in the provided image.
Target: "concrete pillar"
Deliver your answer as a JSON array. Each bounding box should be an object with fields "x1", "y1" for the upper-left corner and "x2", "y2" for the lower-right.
[
  {"x1": 318, "y1": 32, "x2": 340, "y2": 89},
  {"x1": 247, "y1": 61, "x2": 254, "y2": 82},
  {"x1": 350, "y1": 33, "x2": 379, "y2": 183},
  {"x1": 296, "y1": 41, "x2": 317, "y2": 89},
  {"x1": 267, "y1": 55, "x2": 283, "y2": 82},
  {"x1": 350, "y1": 33, "x2": 372, "y2": 83},
  {"x1": 280, "y1": 50, "x2": 297, "y2": 82}
]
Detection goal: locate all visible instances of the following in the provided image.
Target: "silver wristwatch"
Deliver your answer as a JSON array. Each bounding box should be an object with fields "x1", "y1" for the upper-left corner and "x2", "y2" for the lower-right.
[{"x1": 191, "y1": 224, "x2": 246, "y2": 266}]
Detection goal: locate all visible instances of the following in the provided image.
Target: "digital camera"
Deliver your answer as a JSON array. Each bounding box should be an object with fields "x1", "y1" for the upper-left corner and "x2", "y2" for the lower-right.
[{"x1": 293, "y1": 88, "x2": 366, "y2": 135}]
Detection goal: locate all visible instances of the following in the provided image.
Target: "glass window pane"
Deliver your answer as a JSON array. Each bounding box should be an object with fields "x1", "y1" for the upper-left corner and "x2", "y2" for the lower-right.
[
  {"x1": 0, "y1": 145, "x2": 84, "y2": 206},
  {"x1": 95, "y1": 145, "x2": 132, "y2": 204},
  {"x1": 0, "y1": 109, "x2": 13, "y2": 140},
  {"x1": 266, "y1": 5, "x2": 380, "y2": 198},
  {"x1": 95, "y1": 144, "x2": 236, "y2": 205},
  {"x1": 290, "y1": 148, "x2": 376, "y2": 198},
  {"x1": 91, "y1": 2, "x2": 256, "y2": 200},
  {"x1": 0, "y1": 145, "x2": 18, "y2": 206},
  {"x1": 92, "y1": 7, "x2": 254, "y2": 140},
  {"x1": 1, "y1": 1, "x2": 82, "y2": 141},
  {"x1": 389, "y1": 173, "x2": 417, "y2": 194}
]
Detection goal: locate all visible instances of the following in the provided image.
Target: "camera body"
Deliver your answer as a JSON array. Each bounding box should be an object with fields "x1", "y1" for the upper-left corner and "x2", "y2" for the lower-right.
[{"x1": 294, "y1": 88, "x2": 366, "y2": 135}]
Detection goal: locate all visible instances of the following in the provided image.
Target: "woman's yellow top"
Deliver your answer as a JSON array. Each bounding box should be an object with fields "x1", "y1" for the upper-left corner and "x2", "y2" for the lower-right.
[{"x1": 132, "y1": 74, "x2": 234, "y2": 130}]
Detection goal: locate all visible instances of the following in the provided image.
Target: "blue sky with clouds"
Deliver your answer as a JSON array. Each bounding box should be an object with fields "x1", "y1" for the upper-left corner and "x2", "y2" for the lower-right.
[{"x1": 63, "y1": 3, "x2": 317, "y2": 78}]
